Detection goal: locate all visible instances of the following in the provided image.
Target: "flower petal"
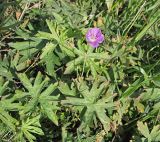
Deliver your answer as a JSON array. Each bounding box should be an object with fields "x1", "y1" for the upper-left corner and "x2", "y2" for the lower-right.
[
  {"x1": 97, "y1": 34, "x2": 104, "y2": 43},
  {"x1": 90, "y1": 28, "x2": 100, "y2": 35},
  {"x1": 86, "y1": 27, "x2": 104, "y2": 48},
  {"x1": 88, "y1": 41, "x2": 99, "y2": 48}
]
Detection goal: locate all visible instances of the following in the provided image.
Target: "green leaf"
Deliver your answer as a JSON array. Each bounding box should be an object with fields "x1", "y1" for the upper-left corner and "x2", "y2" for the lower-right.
[
  {"x1": 96, "y1": 107, "x2": 111, "y2": 132},
  {"x1": 36, "y1": 31, "x2": 56, "y2": 40},
  {"x1": 61, "y1": 80, "x2": 114, "y2": 132},
  {"x1": 106, "y1": 0, "x2": 114, "y2": 12},
  {"x1": 52, "y1": 12, "x2": 64, "y2": 23},
  {"x1": 0, "y1": 81, "x2": 9, "y2": 96},
  {"x1": 20, "y1": 116, "x2": 44, "y2": 142},
  {"x1": 9, "y1": 40, "x2": 42, "y2": 50},
  {"x1": 137, "y1": 121, "x2": 150, "y2": 139},
  {"x1": 59, "y1": 44, "x2": 75, "y2": 57},
  {"x1": 135, "y1": 10, "x2": 160, "y2": 42},
  {"x1": 40, "y1": 42, "x2": 57, "y2": 59},
  {"x1": 18, "y1": 73, "x2": 32, "y2": 91},
  {"x1": 18, "y1": 73, "x2": 59, "y2": 124},
  {"x1": 58, "y1": 82, "x2": 76, "y2": 96},
  {"x1": 40, "y1": 82, "x2": 58, "y2": 97},
  {"x1": 152, "y1": 74, "x2": 160, "y2": 87},
  {"x1": 140, "y1": 88, "x2": 160, "y2": 101},
  {"x1": 41, "y1": 102, "x2": 58, "y2": 126},
  {"x1": 46, "y1": 20, "x2": 59, "y2": 41},
  {"x1": 150, "y1": 125, "x2": 160, "y2": 141},
  {"x1": 80, "y1": 106, "x2": 94, "y2": 127},
  {"x1": 64, "y1": 57, "x2": 83, "y2": 74},
  {"x1": 121, "y1": 77, "x2": 147, "y2": 98},
  {"x1": 43, "y1": 52, "x2": 58, "y2": 77},
  {"x1": 0, "y1": 108, "x2": 17, "y2": 131}
]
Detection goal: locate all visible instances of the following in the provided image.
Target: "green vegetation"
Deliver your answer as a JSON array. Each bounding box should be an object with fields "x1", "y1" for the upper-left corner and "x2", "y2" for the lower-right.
[{"x1": 0, "y1": 0, "x2": 160, "y2": 141}]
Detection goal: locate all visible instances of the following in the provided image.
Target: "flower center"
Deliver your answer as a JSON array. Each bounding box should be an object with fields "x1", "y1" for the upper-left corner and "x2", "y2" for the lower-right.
[{"x1": 90, "y1": 34, "x2": 96, "y2": 42}]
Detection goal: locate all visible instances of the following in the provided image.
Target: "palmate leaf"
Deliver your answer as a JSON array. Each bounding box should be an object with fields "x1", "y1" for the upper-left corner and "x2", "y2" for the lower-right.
[
  {"x1": 0, "y1": 122, "x2": 14, "y2": 141},
  {"x1": 140, "y1": 88, "x2": 160, "y2": 121},
  {"x1": 36, "y1": 19, "x2": 75, "y2": 57},
  {"x1": 0, "y1": 98, "x2": 24, "y2": 134},
  {"x1": 150, "y1": 125, "x2": 160, "y2": 141},
  {"x1": 61, "y1": 80, "x2": 115, "y2": 132},
  {"x1": 137, "y1": 121, "x2": 160, "y2": 142},
  {"x1": 0, "y1": 107, "x2": 17, "y2": 132},
  {"x1": 8, "y1": 31, "x2": 46, "y2": 71},
  {"x1": 0, "y1": 55, "x2": 13, "y2": 79},
  {"x1": 18, "y1": 72, "x2": 59, "y2": 125},
  {"x1": 137, "y1": 121, "x2": 150, "y2": 140},
  {"x1": 16, "y1": 115, "x2": 44, "y2": 142},
  {"x1": 64, "y1": 42, "x2": 110, "y2": 77},
  {"x1": 140, "y1": 88, "x2": 160, "y2": 101},
  {"x1": 0, "y1": 98, "x2": 23, "y2": 111},
  {"x1": 0, "y1": 80, "x2": 22, "y2": 132}
]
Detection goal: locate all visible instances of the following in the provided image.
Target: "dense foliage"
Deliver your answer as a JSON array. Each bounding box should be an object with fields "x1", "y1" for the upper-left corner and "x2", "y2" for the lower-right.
[{"x1": 0, "y1": 0, "x2": 160, "y2": 141}]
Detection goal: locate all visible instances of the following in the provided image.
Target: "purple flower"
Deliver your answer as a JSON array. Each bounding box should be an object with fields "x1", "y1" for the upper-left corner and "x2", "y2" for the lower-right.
[{"x1": 86, "y1": 28, "x2": 104, "y2": 48}]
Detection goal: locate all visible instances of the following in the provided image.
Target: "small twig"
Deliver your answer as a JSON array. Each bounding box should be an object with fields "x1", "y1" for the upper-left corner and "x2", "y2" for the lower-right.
[
  {"x1": 0, "y1": 49, "x2": 11, "y2": 52},
  {"x1": 0, "y1": 32, "x2": 12, "y2": 42},
  {"x1": 24, "y1": 52, "x2": 40, "y2": 73},
  {"x1": 28, "y1": 1, "x2": 42, "y2": 10},
  {"x1": 111, "y1": 135, "x2": 116, "y2": 142},
  {"x1": 18, "y1": 2, "x2": 29, "y2": 21},
  {"x1": 55, "y1": 66, "x2": 64, "y2": 72}
]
